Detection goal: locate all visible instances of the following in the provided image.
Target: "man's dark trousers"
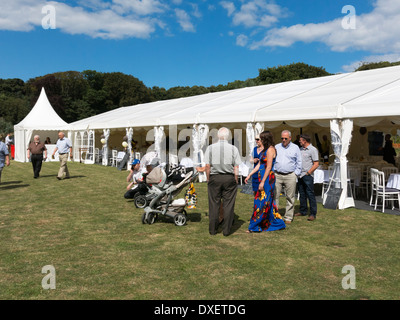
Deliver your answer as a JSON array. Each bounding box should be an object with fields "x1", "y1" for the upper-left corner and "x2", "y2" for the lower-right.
[
  {"x1": 31, "y1": 154, "x2": 43, "y2": 178},
  {"x1": 298, "y1": 175, "x2": 317, "y2": 217},
  {"x1": 208, "y1": 174, "x2": 237, "y2": 236}
]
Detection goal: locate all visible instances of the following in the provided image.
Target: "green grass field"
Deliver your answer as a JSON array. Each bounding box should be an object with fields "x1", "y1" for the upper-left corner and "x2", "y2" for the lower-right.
[{"x1": 1, "y1": 161, "x2": 399, "y2": 300}]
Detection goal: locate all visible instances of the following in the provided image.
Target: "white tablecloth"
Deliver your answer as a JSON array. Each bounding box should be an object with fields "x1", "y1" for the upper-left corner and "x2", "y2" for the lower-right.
[
  {"x1": 313, "y1": 169, "x2": 329, "y2": 184},
  {"x1": 44, "y1": 145, "x2": 59, "y2": 162},
  {"x1": 386, "y1": 173, "x2": 400, "y2": 189}
]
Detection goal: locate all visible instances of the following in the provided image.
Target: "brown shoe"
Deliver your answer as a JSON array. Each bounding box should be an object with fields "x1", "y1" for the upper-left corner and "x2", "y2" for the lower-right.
[
  {"x1": 307, "y1": 215, "x2": 316, "y2": 221},
  {"x1": 294, "y1": 213, "x2": 306, "y2": 217}
]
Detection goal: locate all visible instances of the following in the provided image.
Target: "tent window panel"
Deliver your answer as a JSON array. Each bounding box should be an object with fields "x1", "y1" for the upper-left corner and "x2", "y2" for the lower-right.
[
  {"x1": 368, "y1": 131, "x2": 383, "y2": 156},
  {"x1": 75, "y1": 132, "x2": 82, "y2": 159},
  {"x1": 87, "y1": 131, "x2": 94, "y2": 161}
]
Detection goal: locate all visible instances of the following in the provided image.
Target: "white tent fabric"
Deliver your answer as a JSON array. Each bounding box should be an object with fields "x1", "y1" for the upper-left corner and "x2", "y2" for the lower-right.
[
  {"x1": 126, "y1": 127, "x2": 134, "y2": 167},
  {"x1": 154, "y1": 126, "x2": 164, "y2": 162},
  {"x1": 102, "y1": 129, "x2": 110, "y2": 166},
  {"x1": 69, "y1": 66, "x2": 400, "y2": 131},
  {"x1": 14, "y1": 87, "x2": 69, "y2": 162},
  {"x1": 192, "y1": 124, "x2": 209, "y2": 182},
  {"x1": 325, "y1": 119, "x2": 355, "y2": 210}
]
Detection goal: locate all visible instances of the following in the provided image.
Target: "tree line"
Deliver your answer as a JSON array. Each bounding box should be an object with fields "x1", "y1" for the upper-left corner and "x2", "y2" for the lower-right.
[{"x1": 1, "y1": 61, "x2": 395, "y2": 135}]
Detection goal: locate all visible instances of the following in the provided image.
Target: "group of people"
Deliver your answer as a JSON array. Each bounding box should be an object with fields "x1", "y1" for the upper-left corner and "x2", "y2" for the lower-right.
[
  {"x1": 0, "y1": 131, "x2": 73, "y2": 183},
  {"x1": 27, "y1": 131, "x2": 73, "y2": 180},
  {"x1": 204, "y1": 127, "x2": 319, "y2": 236}
]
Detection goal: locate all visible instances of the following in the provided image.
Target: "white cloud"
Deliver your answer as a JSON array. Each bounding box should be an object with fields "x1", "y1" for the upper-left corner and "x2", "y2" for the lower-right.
[
  {"x1": 111, "y1": 0, "x2": 166, "y2": 16},
  {"x1": 220, "y1": 1, "x2": 235, "y2": 17},
  {"x1": 175, "y1": 9, "x2": 195, "y2": 32},
  {"x1": 0, "y1": 0, "x2": 202, "y2": 39},
  {"x1": 236, "y1": 34, "x2": 248, "y2": 47},
  {"x1": 0, "y1": 1, "x2": 43, "y2": 32},
  {"x1": 221, "y1": 0, "x2": 286, "y2": 29},
  {"x1": 250, "y1": 0, "x2": 400, "y2": 55}
]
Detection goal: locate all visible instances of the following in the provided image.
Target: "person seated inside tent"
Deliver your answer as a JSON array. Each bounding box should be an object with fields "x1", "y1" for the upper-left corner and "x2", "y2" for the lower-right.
[
  {"x1": 45, "y1": 137, "x2": 52, "y2": 144},
  {"x1": 124, "y1": 159, "x2": 145, "y2": 199}
]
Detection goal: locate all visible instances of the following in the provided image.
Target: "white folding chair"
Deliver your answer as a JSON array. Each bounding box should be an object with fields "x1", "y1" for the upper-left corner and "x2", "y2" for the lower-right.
[
  {"x1": 94, "y1": 148, "x2": 100, "y2": 163},
  {"x1": 348, "y1": 166, "x2": 360, "y2": 199},
  {"x1": 382, "y1": 166, "x2": 398, "y2": 183},
  {"x1": 116, "y1": 151, "x2": 126, "y2": 167},
  {"x1": 369, "y1": 168, "x2": 379, "y2": 207},
  {"x1": 373, "y1": 170, "x2": 400, "y2": 213},
  {"x1": 321, "y1": 165, "x2": 333, "y2": 199},
  {"x1": 358, "y1": 166, "x2": 371, "y2": 200},
  {"x1": 111, "y1": 150, "x2": 118, "y2": 167}
]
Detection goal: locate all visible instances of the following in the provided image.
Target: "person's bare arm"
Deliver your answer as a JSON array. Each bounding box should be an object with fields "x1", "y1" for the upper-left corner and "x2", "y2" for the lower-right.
[
  {"x1": 259, "y1": 148, "x2": 274, "y2": 190},
  {"x1": 308, "y1": 161, "x2": 319, "y2": 175},
  {"x1": 245, "y1": 162, "x2": 261, "y2": 184},
  {"x1": 205, "y1": 164, "x2": 211, "y2": 182},
  {"x1": 234, "y1": 166, "x2": 239, "y2": 184}
]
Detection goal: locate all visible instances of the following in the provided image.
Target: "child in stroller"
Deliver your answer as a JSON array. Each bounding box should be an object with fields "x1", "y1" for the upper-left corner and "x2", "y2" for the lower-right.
[
  {"x1": 134, "y1": 163, "x2": 188, "y2": 208},
  {"x1": 124, "y1": 159, "x2": 149, "y2": 200},
  {"x1": 139, "y1": 163, "x2": 198, "y2": 226}
]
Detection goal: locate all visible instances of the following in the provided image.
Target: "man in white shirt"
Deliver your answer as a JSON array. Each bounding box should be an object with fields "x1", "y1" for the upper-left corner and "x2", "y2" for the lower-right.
[
  {"x1": 274, "y1": 130, "x2": 302, "y2": 224},
  {"x1": 52, "y1": 131, "x2": 73, "y2": 180}
]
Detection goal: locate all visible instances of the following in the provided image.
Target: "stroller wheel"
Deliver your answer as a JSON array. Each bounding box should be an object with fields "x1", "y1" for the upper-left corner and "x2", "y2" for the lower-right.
[
  {"x1": 141, "y1": 213, "x2": 147, "y2": 224},
  {"x1": 135, "y1": 195, "x2": 148, "y2": 208},
  {"x1": 147, "y1": 212, "x2": 158, "y2": 225},
  {"x1": 174, "y1": 213, "x2": 187, "y2": 226}
]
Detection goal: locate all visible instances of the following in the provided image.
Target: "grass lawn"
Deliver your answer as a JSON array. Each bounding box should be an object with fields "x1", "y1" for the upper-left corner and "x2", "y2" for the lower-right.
[{"x1": 1, "y1": 160, "x2": 399, "y2": 300}]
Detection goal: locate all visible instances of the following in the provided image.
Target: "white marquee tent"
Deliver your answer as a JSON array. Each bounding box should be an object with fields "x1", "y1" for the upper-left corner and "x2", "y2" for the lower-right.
[
  {"x1": 68, "y1": 65, "x2": 400, "y2": 209},
  {"x1": 14, "y1": 87, "x2": 70, "y2": 162},
  {"x1": 69, "y1": 66, "x2": 400, "y2": 130}
]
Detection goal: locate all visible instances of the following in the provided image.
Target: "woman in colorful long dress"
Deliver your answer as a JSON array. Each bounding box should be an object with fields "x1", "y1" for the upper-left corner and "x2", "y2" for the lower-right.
[
  {"x1": 251, "y1": 135, "x2": 263, "y2": 195},
  {"x1": 244, "y1": 131, "x2": 286, "y2": 233}
]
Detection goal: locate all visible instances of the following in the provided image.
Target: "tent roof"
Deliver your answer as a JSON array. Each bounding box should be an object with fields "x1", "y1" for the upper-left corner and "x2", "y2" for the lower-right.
[
  {"x1": 14, "y1": 87, "x2": 69, "y2": 130},
  {"x1": 69, "y1": 65, "x2": 400, "y2": 130}
]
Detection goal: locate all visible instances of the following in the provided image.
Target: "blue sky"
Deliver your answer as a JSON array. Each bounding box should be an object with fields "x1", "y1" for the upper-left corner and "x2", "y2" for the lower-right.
[{"x1": 1, "y1": 0, "x2": 399, "y2": 89}]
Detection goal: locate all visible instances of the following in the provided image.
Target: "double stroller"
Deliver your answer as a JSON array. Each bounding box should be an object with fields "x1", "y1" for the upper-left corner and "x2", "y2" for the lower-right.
[{"x1": 137, "y1": 164, "x2": 198, "y2": 226}]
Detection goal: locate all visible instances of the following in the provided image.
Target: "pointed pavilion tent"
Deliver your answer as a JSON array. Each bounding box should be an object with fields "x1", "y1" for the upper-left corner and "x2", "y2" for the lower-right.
[{"x1": 14, "y1": 87, "x2": 70, "y2": 162}]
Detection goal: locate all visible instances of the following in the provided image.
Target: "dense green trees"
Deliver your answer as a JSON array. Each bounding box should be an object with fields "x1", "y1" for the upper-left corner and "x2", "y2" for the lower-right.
[
  {"x1": 355, "y1": 61, "x2": 400, "y2": 71},
  {"x1": 0, "y1": 61, "x2": 393, "y2": 136}
]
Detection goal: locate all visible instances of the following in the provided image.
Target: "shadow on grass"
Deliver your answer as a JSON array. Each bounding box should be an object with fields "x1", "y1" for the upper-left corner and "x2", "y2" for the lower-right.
[
  {"x1": 67, "y1": 175, "x2": 87, "y2": 179},
  {"x1": 0, "y1": 184, "x2": 30, "y2": 190},
  {"x1": 230, "y1": 214, "x2": 245, "y2": 235},
  {"x1": 0, "y1": 180, "x2": 23, "y2": 185},
  {"x1": 187, "y1": 212, "x2": 201, "y2": 222},
  {"x1": 54, "y1": 175, "x2": 87, "y2": 180}
]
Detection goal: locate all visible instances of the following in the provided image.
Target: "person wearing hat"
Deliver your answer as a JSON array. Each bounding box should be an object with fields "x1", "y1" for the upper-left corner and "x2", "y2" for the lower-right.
[{"x1": 124, "y1": 159, "x2": 144, "y2": 199}]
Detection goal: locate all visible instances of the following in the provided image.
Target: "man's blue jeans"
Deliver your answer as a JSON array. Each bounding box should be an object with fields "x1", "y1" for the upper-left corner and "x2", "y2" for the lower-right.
[{"x1": 298, "y1": 175, "x2": 317, "y2": 216}]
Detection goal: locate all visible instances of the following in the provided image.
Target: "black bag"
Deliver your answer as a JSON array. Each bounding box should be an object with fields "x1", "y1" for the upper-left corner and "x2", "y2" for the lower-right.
[{"x1": 323, "y1": 187, "x2": 342, "y2": 210}]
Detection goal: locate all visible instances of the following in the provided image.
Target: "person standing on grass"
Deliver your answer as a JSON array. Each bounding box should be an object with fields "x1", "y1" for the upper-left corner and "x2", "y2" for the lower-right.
[
  {"x1": 274, "y1": 130, "x2": 302, "y2": 224},
  {"x1": 204, "y1": 127, "x2": 242, "y2": 237},
  {"x1": 52, "y1": 131, "x2": 73, "y2": 180},
  {"x1": 251, "y1": 135, "x2": 263, "y2": 196},
  {"x1": 295, "y1": 134, "x2": 319, "y2": 221},
  {"x1": 27, "y1": 135, "x2": 47, "y2": 179},
  {"x1": 245, "y1": 131, "x2": 286, "y2": 232},
  {"x1": 0, "y1": 139, "x2": 10, "y2": 184}
]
